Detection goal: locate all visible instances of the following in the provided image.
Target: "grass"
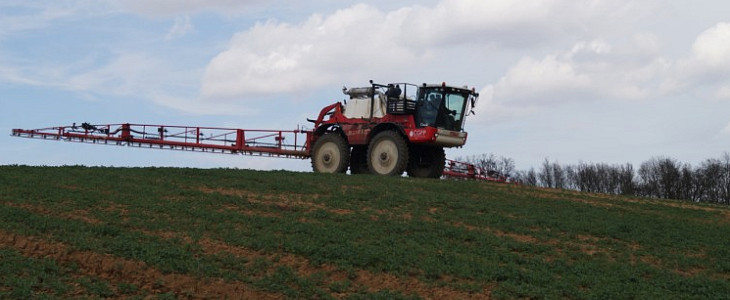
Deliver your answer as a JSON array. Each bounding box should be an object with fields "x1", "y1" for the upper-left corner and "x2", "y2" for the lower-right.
[{"x1": 0, "y1": 165, "x2": 729, "y2": 299}]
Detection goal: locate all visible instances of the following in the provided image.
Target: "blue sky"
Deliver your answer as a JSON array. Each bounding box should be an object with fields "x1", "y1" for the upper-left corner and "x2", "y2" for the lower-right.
[{"x1": 2, "y1": 0, "x2": 730, "y2": 171}]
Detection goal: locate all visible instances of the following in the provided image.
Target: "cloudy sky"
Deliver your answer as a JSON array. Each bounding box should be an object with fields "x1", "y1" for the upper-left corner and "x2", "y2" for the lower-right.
[{"x1": 1, "y1": 0, "x2": 729, "y2": 171}]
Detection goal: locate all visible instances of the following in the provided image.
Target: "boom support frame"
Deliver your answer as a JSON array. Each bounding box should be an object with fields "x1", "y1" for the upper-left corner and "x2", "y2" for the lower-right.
[{"x1": 12, "y1": 123, "x2": 311, "y2": 159}]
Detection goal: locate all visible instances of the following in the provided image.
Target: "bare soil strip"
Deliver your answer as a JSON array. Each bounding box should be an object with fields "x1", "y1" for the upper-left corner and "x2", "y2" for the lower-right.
[
  {"x1": 198, "y1": 186, "x2": 354, "y2": 215},
  {"x1": 2, "y1": 201, "x2": 103, "y2": 224},
  {"x1": 3, "y1": 198, "x2": 491, "y2": 299},
  {"x1": 515, "y1": 188, "x2": 730, "y2": 223},
  {"x1": 147, "y1": 230, "x2": 491, "y2": 299},
  {"x1": 0, "y1": 230, "x2": 282, "y2": 299}
]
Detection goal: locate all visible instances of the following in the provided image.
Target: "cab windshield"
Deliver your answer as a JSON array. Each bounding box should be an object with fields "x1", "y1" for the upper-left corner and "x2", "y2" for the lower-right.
[{"x1": 415, "y1": 87, "x2": 469, "y2": 131}]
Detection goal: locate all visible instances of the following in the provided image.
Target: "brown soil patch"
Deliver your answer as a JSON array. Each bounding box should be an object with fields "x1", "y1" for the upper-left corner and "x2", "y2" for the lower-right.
[
  {"x1": 519, "y1": 189, "x2": 619, "y2": 209},
  {"x1": 102, "y1": 203, "x2": 130, "y2": 222},
  {"x1": 448, "y1": 221, "x2": 657, "y2": 263},
  {"x1": 218, "y1": 203, "x2": 283, "y2": 219},
  {"x1": 193, "y1": 236, "x2": 491, "y2": 300},
  {"x1": 59, "y1": 185, "x2": 80, "y2": 191},
  {"x1": 137, "y1": 229, "x2": 193, "y2": 244},
  {"x1": 2, "y1": 201, "x2": 102, "y2": 224},
  {"x1": 511, "y1": 186, "x2": 730, "y2": 223},
  {"x1": 352, "y1": 270, "x2": 491, "y2": 300},
  {"x1": 450, "y1": 221, "x2": 545, "y2": 245},
  {"x1": 644, "y1": 200, "x2": 730, "y2": 222},
  {"x1": 198, "y1": 186, "x2": 353, "y2": 216},
  {"x1": 128, "y1": 228, "x2": 492, "y2": 299},
  {"x1": 198, "y1": 186, "x2": 311, "y2": 202},
  {"x1": 361, "y1": 208, "x2": 419, "y2": 222},
  {"x1": 339, "y1": 185, "x2": 366, "y2": 193},
  {"x1": 0, "y1": 230, "x2": 282, "y2": 299}
]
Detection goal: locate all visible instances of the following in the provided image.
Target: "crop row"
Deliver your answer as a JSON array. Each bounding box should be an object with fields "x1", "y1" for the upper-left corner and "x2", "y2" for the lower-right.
[{"x1": 1, "y1": 165, "x2": 729, "y2": 299}]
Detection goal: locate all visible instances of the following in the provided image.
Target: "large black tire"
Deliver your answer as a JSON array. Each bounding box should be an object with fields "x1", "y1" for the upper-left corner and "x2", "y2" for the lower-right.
[
  {"x1": 407, "y1": 146, "x2": 445, "y2": 178},
  {"x1": 311, "y1": 133, "x2": 350, "y2": 173},
  {"x1": 367, "y1": 131, "x2": 409, "y2": 176},
  {"x1": 349, "y1": 146, "x2": 369, "y2": 174}
]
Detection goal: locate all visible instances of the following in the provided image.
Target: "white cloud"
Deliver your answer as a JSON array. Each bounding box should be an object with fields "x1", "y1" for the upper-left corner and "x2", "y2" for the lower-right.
[
  {"x1": 660, "y1": 22, "x2": 730, "y2": 96},
  {"x1": 399, "y1": 0, "x2": 553, "y2": 47},
  {"x1": 64, "y1": 53, "x2": 168, "y2": 95},
  {"x1": 200, "y1": 0, "x2": 657, "y2": 99},
  {"x1": 3, "y1": 0, "x2": 725, "y2": 122},
  {"x1": 0, "y1": 2, "x2": 78, "y2": 39},
  {"x1": 0, "y1": 51, "x2": 241, "y2": 115},
  {"x1": 0, "y1": 63, "x2": 43, "y2": 86},
  {"x1": 471, "y1": 85, "x2": 537, "y2": 125},
  {"x1": 717, "y1": 86, "x2": 730, "y2": 100},
  {"x1": 114, "y1": 0, "x2": 261, "y2": 15},
  {"x1": 475, "y1": 21, "x2": 730, "y2": 130},
  {"x1": 484, "y1": 38, "x2": 674, "y2": 112},
  {"x1": 691, "y1": 22, "x2": 730, "y2": 69},
  {"x1": 201, "y1": 4, "x2": 420, "y2": 99},
  {"x1": 401, "y1": 0, "x2": 656, "y2": 48},
  {"x1": 723, "y1": 122, "x2": 730, "y2": 135},
  {"x1": 568, "y1": 40, "x2": 612, "y2": 57},
  {"x1": 492, "y1": 55, "x2": 591, "y2": 104},
  {"x1": 150, "y1": 93, "x2": 258, "y2": 116},
  {"x1": 631, "y1": 32, "x2": 662, "y2": 56},
  {"x1": 57, "y1": 53, "x2": 252, "y2": 115},
  {"x1": 166, "y1": 15, "x2": 193, "y2": 40}
]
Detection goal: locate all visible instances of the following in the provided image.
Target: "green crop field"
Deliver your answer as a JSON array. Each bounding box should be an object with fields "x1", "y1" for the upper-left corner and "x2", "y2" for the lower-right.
[{"x1": 0, "y1": 165, "x2": 728, "y2": 299}]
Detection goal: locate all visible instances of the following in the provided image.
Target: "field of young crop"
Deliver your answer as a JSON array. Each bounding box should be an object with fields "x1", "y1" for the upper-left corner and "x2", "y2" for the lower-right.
[{"x1": 1, "y1": 165, "x2": 729, "y2": 299}]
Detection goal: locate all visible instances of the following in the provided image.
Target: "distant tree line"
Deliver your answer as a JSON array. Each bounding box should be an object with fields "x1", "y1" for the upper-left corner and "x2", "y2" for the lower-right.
[{"x1": 458, "y1": 153, "x2": 730, "y2": 206}]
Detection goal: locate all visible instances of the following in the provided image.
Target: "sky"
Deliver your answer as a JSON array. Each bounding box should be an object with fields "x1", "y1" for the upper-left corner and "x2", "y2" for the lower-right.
[{"x1": 1, "y1": 0, "x2": 729, "y2": 172}]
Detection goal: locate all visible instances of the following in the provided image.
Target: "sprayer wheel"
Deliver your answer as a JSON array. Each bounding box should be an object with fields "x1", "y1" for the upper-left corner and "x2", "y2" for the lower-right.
[
  {"x1": 367, "y1": 131, "x2": 408, "y2": 176},
  {"x1": 407, "y1": 146, "x2": 445, "y2": 178},
  {"x1": 311, "y1": 133, "x2": 349, "y2": 173}
]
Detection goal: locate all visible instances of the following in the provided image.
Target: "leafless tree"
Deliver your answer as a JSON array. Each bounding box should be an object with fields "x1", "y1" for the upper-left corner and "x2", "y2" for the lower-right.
[
  {"x1": 539, "y1": 159, "x2": 554, "y2": 188},
  {"x1": 552, "y1": 161, "x2": 566, "y2": 189},
  {"x1": 617, "y1": 163, "x2": 637, "y2": 195},
  {"x1": 462, "y1": 152, "x2": 730, "y2": 206},
  {"x1": 458, "y1": 153, "x2": 517, "y2": 179},
  {"x1": 523, "y1": 168, "x2": 538, "y2": 186},
  {"x1": 639, "y1": 157, "x2": 682, "y2": 199}
]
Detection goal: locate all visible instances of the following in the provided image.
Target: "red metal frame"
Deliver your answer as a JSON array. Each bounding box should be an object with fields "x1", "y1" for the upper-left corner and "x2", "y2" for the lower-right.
[
  {"x1": 10, "y1": 88, "x2": 501, "y2": 182},
  {"x1": 442, "y1": 159, "x2": 509, "y2": 183},
  {"x1": 313, "y1": 102, "x2": 444, "y2": 146},
  {"x1": 12, "y1": 123, "x2": 311, "y2": 159},
  {"x1": 11, "y1": 123, "x2": 507, "y2": 182}
]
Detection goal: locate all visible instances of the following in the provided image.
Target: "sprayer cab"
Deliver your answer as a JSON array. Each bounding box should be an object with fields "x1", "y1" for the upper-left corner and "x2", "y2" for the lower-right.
[
  {"x1": 359, "y1": 81, "x2": 479, "y2": 133},
  {"x1": 413, "y1": 83, "x2": 479, "y2": 132}
]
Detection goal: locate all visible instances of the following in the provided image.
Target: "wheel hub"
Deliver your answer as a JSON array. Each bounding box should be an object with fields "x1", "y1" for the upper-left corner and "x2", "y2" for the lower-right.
[
  {"x1": 379, "y1": 152, "x2": 389, "y2": 161},
  {"x1": 316, "y1": 143, "x2": 341, "y2": 172},
  {"x1": 371, "y1": 140, "x2": 397, "y2": 174},
  {"x1": 322, "y1": 153, "x2": 332, "y2": 164}
]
